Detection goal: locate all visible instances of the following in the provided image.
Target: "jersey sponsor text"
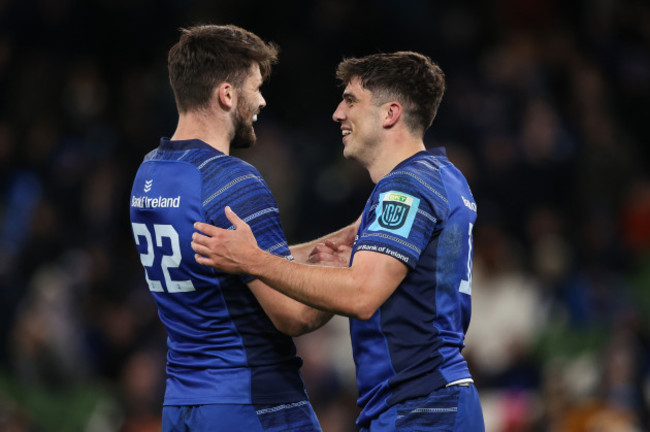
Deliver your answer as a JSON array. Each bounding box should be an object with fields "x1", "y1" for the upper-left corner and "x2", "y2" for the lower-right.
[{"x1": 131, "y1": 195, "x2": 181, "y2": 208}]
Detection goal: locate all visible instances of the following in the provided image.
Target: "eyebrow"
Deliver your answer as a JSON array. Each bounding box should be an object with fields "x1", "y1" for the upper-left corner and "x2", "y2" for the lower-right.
[{"x1": 342, "y1": 92, "x2": 358, "y2": 102}]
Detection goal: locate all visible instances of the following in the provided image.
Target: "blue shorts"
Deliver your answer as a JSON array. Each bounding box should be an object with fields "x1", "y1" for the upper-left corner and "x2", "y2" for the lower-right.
[
  {"x1": 359, "y1": 384, "x2": 484, "y2": 432},
  {"x1": 162, "y1": 400, "x2": 322, "y2": 432}
]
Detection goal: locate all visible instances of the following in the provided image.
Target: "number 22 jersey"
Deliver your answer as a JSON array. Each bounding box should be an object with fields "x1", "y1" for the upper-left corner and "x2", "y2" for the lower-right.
[{"x1": 129, "y1": 138, "x2": 307, "y2": 406}]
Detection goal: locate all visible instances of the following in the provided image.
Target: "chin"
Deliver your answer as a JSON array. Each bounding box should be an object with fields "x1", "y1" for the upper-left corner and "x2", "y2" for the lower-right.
[{"x1": 232, "y1": 126, "x2": 256, "y2": 149}]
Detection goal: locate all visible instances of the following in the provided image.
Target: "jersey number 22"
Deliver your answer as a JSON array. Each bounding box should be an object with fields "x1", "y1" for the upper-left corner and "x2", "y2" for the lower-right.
[{"x1": 132, "y1": 223, "x2": 196, "y2": 293}]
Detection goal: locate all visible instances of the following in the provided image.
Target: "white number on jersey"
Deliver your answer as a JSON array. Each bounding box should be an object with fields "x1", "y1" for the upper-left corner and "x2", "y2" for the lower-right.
[{"x1": 131, "y1": 223, "x2": 196, "y2": 293}]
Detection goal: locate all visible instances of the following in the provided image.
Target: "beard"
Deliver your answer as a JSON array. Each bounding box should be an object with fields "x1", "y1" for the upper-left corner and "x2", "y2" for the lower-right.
[{"x1": 231, "y1": 105, "x2": 257, "y2": 149}]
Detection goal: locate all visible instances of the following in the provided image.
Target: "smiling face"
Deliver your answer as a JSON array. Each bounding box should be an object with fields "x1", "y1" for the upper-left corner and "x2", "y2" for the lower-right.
[
  {"x1": 231, "y1": 64, "x2": 266, "y2": 149},
  {"x1": 332, "y1": 77, "x2": 385, "y2": 167}
]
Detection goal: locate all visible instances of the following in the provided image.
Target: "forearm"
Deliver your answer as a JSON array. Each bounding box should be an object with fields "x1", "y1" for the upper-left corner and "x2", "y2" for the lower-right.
[
  {"x1": 248, "y1": 279, "x2": 333, "y2": 336},
  {"x1": 192, "y1": 211, "x2": 377, "y2": 319},
  {"x1": 247, "y1": 249, "x2": 371, "y2": 319}
]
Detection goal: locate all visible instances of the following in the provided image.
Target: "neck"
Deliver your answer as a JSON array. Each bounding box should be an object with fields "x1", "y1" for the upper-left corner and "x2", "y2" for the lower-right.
[
  {"x1": 367, "y1": 132, "x2": 426, "y2": 183},
  {"x1": 171, "y1": 109, "x2": 232, "y2": 155}
]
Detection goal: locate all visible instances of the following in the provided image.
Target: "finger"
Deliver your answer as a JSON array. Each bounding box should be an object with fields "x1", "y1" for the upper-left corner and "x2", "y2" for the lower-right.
[
  {"x1": 194, "y1": 221, "x2": 221, "y2": 236},
  {"x1": 324, "y1": 240, "x2": 340, "y2": 251},
  {"x1": 191, "y1": 231, "x2": 211, "y2": 245},
  {"x1": 308, "y1": 256, "x2": 337, "y2": 265},
  {"x1": 195, "y1": 254, "x2": 212, "y2": 266},
  {"x1": 307, "y1": 251, "x2": 335, "y2": 261},
  {"x1": 191, "y1": 241, "x2": 213, "y2": 256},
  {"x1": 310, "y1": 243, "x2": 334, "y2": 255},
  {"x1": 308, "y1": 252, "x2": 346, "y2": 264},
  {"x1": 224, "y1": 206, "x2": 246, "y2": 230}
]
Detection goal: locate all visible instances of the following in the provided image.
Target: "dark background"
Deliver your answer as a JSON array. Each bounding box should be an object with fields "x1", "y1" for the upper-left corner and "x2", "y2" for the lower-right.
[{"x1": 1, "y1": 1, "x2": 649, "y2": 430}]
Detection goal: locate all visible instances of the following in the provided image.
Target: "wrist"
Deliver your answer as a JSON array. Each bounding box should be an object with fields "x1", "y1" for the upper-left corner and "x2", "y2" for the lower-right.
[{"x1": 243, "y1": 246, "x2": 266, "y2": 276}]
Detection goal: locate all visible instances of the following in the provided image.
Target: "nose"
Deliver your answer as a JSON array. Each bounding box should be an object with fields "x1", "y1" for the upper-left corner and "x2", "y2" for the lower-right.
[
  {"x1": 259, "y1": 94, "x2": 267, "y2": 110},
  {"x1": 332, "y1": 101, "x2": 345, "y2": 122}
]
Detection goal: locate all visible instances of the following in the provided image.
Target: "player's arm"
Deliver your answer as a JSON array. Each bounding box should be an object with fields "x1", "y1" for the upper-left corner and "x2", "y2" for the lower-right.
[
  {"x1": 248, "y1": 222, "x2": 355, "y2": 335},
  {"x1": 193, "y1": 207, "x2": 407, "y2": 320},
  {"x1": 247, "y1": 237, "x2": 352, "y2": 335},
  {"x1": 288, "y1": 215, "x2": 360, "y2": 265},
  {"x1": 247, "y1": 280, "x2": 333, "y2": 336},
  {"x1": 210, "y1": 170, "x2": 341, "y2": 335},
  {"x1": 248, "y1": 223, "x2": 358, "y2": 336}
]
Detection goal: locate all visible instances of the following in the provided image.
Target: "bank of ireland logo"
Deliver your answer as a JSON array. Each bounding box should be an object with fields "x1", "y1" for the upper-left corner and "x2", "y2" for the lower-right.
[{"x1": 369, "y1": 191, "x2": 420, "y2": 238}]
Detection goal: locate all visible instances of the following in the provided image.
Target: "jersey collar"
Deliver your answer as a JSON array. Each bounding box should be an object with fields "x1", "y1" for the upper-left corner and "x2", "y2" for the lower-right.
[
  {"x1": 159, "y1": 137, "x2": 222, "y2": 153},
  {"x1": 392, "y1": 146, "x2": 447, "y2": 172}
]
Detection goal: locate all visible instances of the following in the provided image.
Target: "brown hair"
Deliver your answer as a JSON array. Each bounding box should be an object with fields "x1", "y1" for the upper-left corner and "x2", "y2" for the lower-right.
[
  {"x1": 336, "y1": 51, "x2": 446, "y2": 135},
  {"x1": 168, "y1": 24, "x2": 279, "y2": 113}
]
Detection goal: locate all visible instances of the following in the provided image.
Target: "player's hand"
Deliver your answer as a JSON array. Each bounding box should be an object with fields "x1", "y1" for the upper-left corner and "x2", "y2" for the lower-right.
[
  {"x1": 192, "y1": 206, "x2": 258, "y2": 274},
  {"x1": 307, "y1": 240, "x2": 352, "y2": 267},
  {"x1": 339, "y1": 213, "x2": 362, "y2": 247}
]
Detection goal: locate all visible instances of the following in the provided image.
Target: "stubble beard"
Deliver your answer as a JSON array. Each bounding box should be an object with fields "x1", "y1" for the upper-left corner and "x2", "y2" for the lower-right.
[{"x1": 231, "y1": 106, "x2": 256, "y2": 149}]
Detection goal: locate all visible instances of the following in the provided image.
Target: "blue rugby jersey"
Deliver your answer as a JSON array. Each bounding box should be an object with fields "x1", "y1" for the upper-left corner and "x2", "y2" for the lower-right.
[
  {"x1": 351, "y1": 147, "x2": 477, "y2": 426},
  {"x1": 129, "y1": 138, "x2": 307, "y2": 406}
]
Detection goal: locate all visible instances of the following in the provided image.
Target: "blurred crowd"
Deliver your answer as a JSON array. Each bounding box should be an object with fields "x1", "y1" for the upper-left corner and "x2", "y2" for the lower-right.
[{"x1": 1, "y1": 1, "x2": 649, "y2": 431}]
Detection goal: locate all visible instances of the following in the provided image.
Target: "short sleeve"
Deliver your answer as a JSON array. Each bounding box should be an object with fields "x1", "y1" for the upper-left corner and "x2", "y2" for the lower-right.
[
  {"x1": 355, "y1": 174, "x2": 442, "y2": 269},
  {"x1": 202, "y1": 161, "x2": 291, "y2": 283}
]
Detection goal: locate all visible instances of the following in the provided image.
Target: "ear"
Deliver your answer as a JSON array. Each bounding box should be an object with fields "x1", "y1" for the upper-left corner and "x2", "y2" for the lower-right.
[
  {"x1": 216, "y1": 83, "x2": 235, "y2": 109},
  {"x1": 383, "y1": 102, "x2": 402, "y2": 128}
]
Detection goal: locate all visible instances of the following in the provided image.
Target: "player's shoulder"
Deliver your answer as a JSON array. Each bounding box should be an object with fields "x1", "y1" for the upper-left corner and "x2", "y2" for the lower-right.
[
  {"x1": 199, "y1": 153, "x2": 271, "y2": 202},
  {"x1": 143, "y1": 147, "x2": 161, "y2": 162},
  {"x1": 376, "y1": 153, "x2": 453, "y2": 210},
  {"x1": 381, "y1": 153, "x2": 443, "y2": 187},
  {"x1": 405, "y1": 152, "x2": 450, "y2": 175},
  {"x1": 225, "y1": 155, "x2": 262, "y2": 175},
  {"x1": 180, "y1": 149, "x2": 260, "y2": 179}
]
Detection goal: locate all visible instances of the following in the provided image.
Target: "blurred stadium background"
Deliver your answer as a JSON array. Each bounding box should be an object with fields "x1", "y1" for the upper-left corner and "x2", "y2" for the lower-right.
[{"x1": 1, "y1": 0, "x2": 649, "y2": 431}]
